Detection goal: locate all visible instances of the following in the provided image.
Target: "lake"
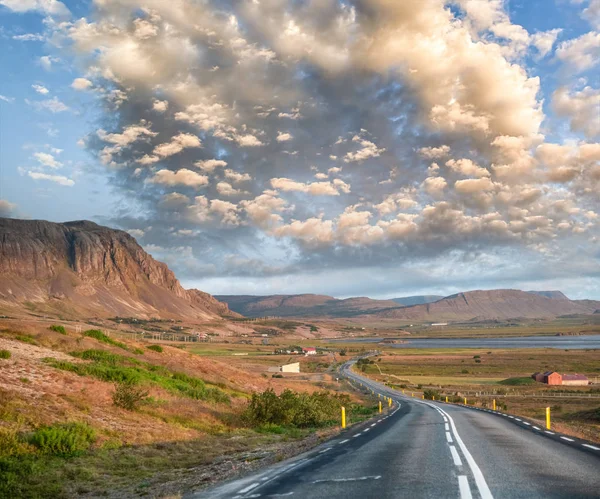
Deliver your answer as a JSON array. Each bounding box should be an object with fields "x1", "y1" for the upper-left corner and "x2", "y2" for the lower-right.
[{"x1": 332, "y1": 335, "x2": 600, "y2": 349}]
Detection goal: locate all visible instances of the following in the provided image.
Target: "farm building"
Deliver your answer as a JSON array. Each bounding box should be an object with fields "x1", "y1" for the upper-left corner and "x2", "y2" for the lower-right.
[
  {"x1": 302, "y1": 347, "x2": 317, "y2": 356},
  {"x1": 268, "y1": 362, "x2": 300, "y2": 373},
  {"x1": 531, "y1": 372, "x2": 589, "y2": 386},
  {"x1": 561, "y1": 374, "x2": 589, "y2": 386}
]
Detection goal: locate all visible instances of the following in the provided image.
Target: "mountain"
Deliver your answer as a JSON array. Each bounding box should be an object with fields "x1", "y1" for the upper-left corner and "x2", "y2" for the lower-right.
[
  {"x1": 527, "y1": 290, "x2": 570, "y2": 300},
  {"x1": 215, "y1": 294, "x2": 400, "y2": 318},
  {"x1": 391, "y1": 295, "x2": 444, "y2": 306},
  {"x1": 0, "y1": 218, "x2": 237, "y2": 320},
  {"x1": 368, "y1": 289, "x2": 600, "y2": 322}
]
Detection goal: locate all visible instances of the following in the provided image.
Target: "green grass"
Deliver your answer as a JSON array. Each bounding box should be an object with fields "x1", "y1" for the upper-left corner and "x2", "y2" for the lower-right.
[
  {"x1": 15, "y1": 334, "x2": 37, "y2": 345},
  {"x1": 147, "y1": 345, "x2": 163, "y2": 353},
  {"x1": 28, "y1": 423, "x2": 96, "y2": 457},
  {"x1": 83, "y1": 330, "x2": 129, "y2": 351},
  {"x1": 49, "y1": 325, "x2": 67, "y2": 335},
  {"x1": 499, "y1": 377, "x2": 537, "y2": 386},
  {"x1": 46, "y1": 350, "x2": 230, "y2": 404},
  {"x1": 0, "y1": 350, "x2": 10, "y2": 359}
]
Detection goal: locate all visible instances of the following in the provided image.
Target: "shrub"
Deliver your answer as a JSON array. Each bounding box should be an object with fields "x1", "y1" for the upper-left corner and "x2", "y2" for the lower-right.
[
  {"x1": 49, "y1": 325, "x2": 66, "y2": 335},
  {"x1": 461, "y1": 369, "x2": 469, "y2": 374},
  {"x1": 112, "y1": 381, "x2": 149, "y2": 411},
  {"x1": 423, "y1": 389, "x2": 441, "y2": 400},
  {"x1": 27, "y1": 423, "x2": 96, "y2": 456},
  {"x1": 475, "y1": 359, "x2": 481, "y2": 363},
  {"x1": 15, "y1": 335, "x2": 36, "y2": 345},
  {"x1": 499, "y1": 377, "x2": 536, "y2": 386},
  {"x1": 147, "y1": 345, "x2": 163, "y2": 353},
  {"x1": 473, "y1": 355, "x2": 481, "y2": 359},
  {"x1": 244, "y1": 388, "x2": 351, "y2": 428},
  {"x1": 132, "y1": 348, "x2": 144, "y2": 355},
  {"x1": 83, "y1": 330, "x2": 128, "y2": 351},
  {"x1": 0, "y1": 350, "x2": 11, "y2": 359},
  {"x1": 272, "y1": 374, "x2": 283, "y2": 378}
]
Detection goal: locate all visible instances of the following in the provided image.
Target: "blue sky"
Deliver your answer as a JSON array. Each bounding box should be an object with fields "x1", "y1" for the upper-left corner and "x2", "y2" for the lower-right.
[{"x1": 0, "y1": 0, "x2": 598, "y2": 299}]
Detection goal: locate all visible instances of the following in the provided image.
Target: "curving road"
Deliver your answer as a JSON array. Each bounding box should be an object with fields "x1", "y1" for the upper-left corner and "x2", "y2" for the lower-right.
[{"x1": 193, "y1": 360, "x2": 600, "y2": 499}]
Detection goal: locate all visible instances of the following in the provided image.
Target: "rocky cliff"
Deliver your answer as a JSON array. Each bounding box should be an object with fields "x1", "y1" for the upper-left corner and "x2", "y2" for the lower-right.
[{"x1": 0, "y1": 217, "x2": 237, "y2": 320}]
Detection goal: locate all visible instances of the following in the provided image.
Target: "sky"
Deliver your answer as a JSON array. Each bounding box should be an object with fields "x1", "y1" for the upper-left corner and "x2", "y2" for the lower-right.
[{"x1": 0, "y1": 0, "x2": 598, "y2": 300}]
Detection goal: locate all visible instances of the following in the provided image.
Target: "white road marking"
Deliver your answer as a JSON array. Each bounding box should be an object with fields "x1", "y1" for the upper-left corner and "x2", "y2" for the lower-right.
[
  {"x1": 508, "y1": 416, "x2": 514, "y2": 419},
  {"x1": 353, "y1": 433, "x2": 361, "y2": 438},
  {"x1": 523, "y1": 422, "x2": 531, "y2": 426},
  {"x1": 434, "y1": 405, "x2": 494, "y2": 499},
  {"x1": 446, "y1": 431, "x2": 453, "y2": 443},
  {"x1": 545, "y1": 431, "x2": 555, "y2": 435},
  {"x1": 363, "y1": 428, "x2": 370, "y2": 432},
  {"x1": 582, "y1": 444, "x2": 600, "y2": 451},
  {"x1": 515, "y1": 419, "x2": 522, "y2": 422},
  {"x1": 339, "y1": 439, "x2": 349, "y2": 444},
  {"x1": 312, "y1": 475, "x2": 381, "y2": 484},
  {"x1": 238, "y1": 482, "x2": 260, "y2": 494},
  {"x1": 458, "y1": 475, "x2": 473, "y2": 499},
  {"x1": 267, "y1": 493, "x2": 294, "y2": 497},
  {"x1": 445, "y1": 423, "x2": 449, "y2": 431},
  {"x1": 319, "y1": 448, "x2": 332, "y2": 454},
  {"x1": 533, "y1": 426, "x2": 540, "y2": 431},
  {"x1": 560, "y1": 436, "x2": 574, "y2": 442},
  {"x1": 370, "y1": 423, "x2": 376, "y2": 427},
  {"x1": 449, "y1": 445, "x2": 463, "y2": 466}
]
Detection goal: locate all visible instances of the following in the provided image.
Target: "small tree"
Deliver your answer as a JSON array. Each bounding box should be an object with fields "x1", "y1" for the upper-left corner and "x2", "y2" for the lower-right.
[{"x1": 112, "y1": 381, "x2": 149, "y2": 411}]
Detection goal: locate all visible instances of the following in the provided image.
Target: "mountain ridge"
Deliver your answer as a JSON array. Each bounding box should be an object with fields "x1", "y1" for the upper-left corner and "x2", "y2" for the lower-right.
[{"x1": 0, "y1": 217, "x2": 236, "y2": 320}]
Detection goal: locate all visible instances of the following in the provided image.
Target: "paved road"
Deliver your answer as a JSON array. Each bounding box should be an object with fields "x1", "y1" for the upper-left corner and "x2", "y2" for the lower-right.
[{"x1": 193, "y1": 361, "x2": 600, "y2": 499}]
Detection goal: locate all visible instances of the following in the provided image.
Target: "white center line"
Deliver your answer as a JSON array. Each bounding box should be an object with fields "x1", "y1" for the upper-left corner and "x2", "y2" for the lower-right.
[
  {"x1": 238, "y1": 482, "x2": 260, "y2": 494},
  {"x1": 370, "y1": 423, "x2": 376, "y2": 427},
  {"x1": 363, "y1": 428, "x2": 370, "y2": 432},
  {"x1": 352, "y1": 434, "x2": 361, "y2": 438},
  {"x1": 449, "y1": 445, "x2": 463, "y2": 466},
  {"x1": 560, "y1": 436, "x2": 574, "y2": 442},
  {"x1": 445, "y1": 423, "x2": 449, "y2": 431},
  {"x1": 458, "y1": 475, "x2": 473, "y2": 499},
  {"x1": 319, "y1": 447, "x2": 332, "y2": 454},
  {"x1": 339, "y1": 439, "x2": 349, "y2": 444},
  {"x1": 582, "y1": 444, "x2": 600, "y2": 451},
  {"x1": 446, "y1": 431, "x2": 453, "y2": 443}
]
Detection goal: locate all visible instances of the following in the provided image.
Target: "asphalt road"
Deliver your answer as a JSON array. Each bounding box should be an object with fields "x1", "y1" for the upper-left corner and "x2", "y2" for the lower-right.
[{"x1": 193, "y1": 361, "x2": 600, "y2": 499}]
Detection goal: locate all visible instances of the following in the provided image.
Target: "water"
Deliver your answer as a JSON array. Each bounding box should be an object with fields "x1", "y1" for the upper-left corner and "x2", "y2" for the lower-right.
[{"x1": 331, "y1": 334, "x2": 600, "y2": 349}]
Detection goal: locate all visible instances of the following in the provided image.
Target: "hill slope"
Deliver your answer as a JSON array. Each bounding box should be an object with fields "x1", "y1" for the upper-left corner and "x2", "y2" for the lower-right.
[
  {"x1": 369, "y1": 289, "x2": 600, "y2": 322},
  {"x1": 391, "y1": 295, "x2": 444, "y2": 306},
  {"x1": 216, "y1": 294, "x2": 399, "y2": 318},
  {"x1": 0, "y1": 217, "x2": 236, "y2": 320}
]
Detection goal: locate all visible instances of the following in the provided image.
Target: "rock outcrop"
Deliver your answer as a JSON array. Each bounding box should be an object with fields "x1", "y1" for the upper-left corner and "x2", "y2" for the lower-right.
[{"x1": 0, "y1": 217, "x2": 237, "y2": 320}]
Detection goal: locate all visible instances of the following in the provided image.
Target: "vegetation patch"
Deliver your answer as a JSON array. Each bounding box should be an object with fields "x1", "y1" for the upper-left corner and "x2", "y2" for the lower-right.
[
  {"x1": 27, "y1": 423, "x2": 96, "y2": 457},
  {"x1": 45, "y1": 350, "x2": 230, "y2": 404},
  {"x1": 499, "y1": 377, "x2": 537, "y2": 386},
  {"x1": 49, "y1": 325, "x2": 67, "y2": 335},
  {"x1": 0, "y1": 349, "x2": 11, "y2": 359},
  {"x1": 15, "y1": 334, "x2": 37, "y2": 345},
  {"x1": 83, "y1": 329, "x2": 129, "y2": 351},
  {"x1": 147, "y1": 344, "x2": 163, "y2": 353},
  {"x1": 112, "y1": 381, "x2": 150, "y2": 411}
]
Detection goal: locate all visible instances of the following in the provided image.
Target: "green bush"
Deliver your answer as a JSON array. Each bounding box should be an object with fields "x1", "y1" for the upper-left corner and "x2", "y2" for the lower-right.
[
  {"x1": 83, "y1": 330, "x2": 128, "y2": 351},
  {"x1": 499, "y1": 377, "x2": 536, "y2": 386},
  {"x1": 423, "y1": 389, "x2": 441, "y2": 400},
  {"x1": 49, "y1": 325, "x2": 66, "y2": 335},
  {"x1": 132, "y1": 348, "x2": 144, "y2": 355},
  {"x1": 15, "y1": 335, "x2": 37, "y2": 345},
  {"x1": 27, "y1": 423, "x2": 96, "y2": 457},
  {"x1": 0, "y1": 350, "x2": 11, "y2": 359},
  {"x1": 147, "y1": 345, "x2": 163, "y2": 353},
  {"x1": 244, "y1": 388, "x2": 351, "y2": 428},
  {"x1": 112, "y1": 381, "x2": 149, "y2": 411}
]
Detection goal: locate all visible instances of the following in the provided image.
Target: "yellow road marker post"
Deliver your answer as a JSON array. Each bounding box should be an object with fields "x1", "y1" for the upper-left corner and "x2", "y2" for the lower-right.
[
  {"x1": 493, "y1": 399, "x2": 496, "y2": 411},
  {"x1": 341, "y1": 407, "x2": 346, "y2": 429},
  {"x1": 422, "y1": 395, "x2": 425, "y2": 400},
  {"x1": 464, "y1": 397, "x2": 467, "y2": 405},
  {"x1": 546, "y1": 407, "x2": 551, "y2": 430},
  {"x1": 379, "y1": 401, "x2": 382, "y2": 413},
  {"x1": 388, "y1": 398, "x2": 392, "y2": 407},
  {"x1": 445, "y1": 396, "x2": 449, "y2": 403}
]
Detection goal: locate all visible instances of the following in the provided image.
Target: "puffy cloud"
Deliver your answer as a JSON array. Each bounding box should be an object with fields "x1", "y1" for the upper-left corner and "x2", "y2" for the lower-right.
[
  {"x1": 344, "y1": 136, "x2": 385, "y2": 162},
  {"x1": 0, "y1": 0, "x2": 69, "y2": 16},
  {"x1": 152, "y1": 99, "x2": 168, "y2": 113},
  {"x1": 555, "y1": 32, "x2": 600, "y2": 73},
  {"x1": 553, "y1": 86, "x2": 600, "y2": 139},
  {"x1": 421, "y1": 176, "x2": 448, "y2": 198},
  {"x1": 39, "y1": 55, "x2": 59, "y2": 70},
  {"x1": 216, "y1": 182, "x2": 244, "y2": 197},
  {"x1": 454, "y1": 177, "x2": 496, "y2": 193},
  {"x1": 224, "y1": 169, "x2": 251, "y2": 183},
  {"x1": 530, "y1": 29, "x2": 562, "y2": 57},
  {"x1": 71, "y1": 78, "x2": 92, "y2": 90},
  {"x1": 27, "y1": 171, "x2": 74, "y2": 186},
  {"x1": 445, "y1": 158, "x2": 491, "y2": 178},
  {"x1": 582, "y1": 0, "x2": 600, "y2": 29},
  {"x1": 32, "y1": 84, "x2": 49, "y2": 95},
  {"x1": 0, "y1": 95, "x2": 14, "y2": 103},
  {"x1": 0, "y1": 199, "x2": 17, "y2": 217},
  {"x1": 276, "y1": 131, "x2": 293, "y2": 142},
  {"x1": 240, "y1": 192, "x2": 287, "y2": 229},
  {"x1": 271, "y1": 177, "x2": 350, "y2": 196},
  {"x1": 418, "y1": 145, "x2": 450, "y2": 159},
  {"x1": 148, "y1": 169, "x2": 209, "y2": 188},
  {"x1": 194, "y1": 159, "x2": 227, "y2": 172},
  {"x1": 153, "y1": 133, "x2": 201, "y2": 158},
  {"x1": 33, "y1": 152, "x2": 61, "y2": 168},
  {"x1": 273, "y1": 217, "x2": 334, "y2": 247},
  {"x1": 13, "y1": 33, "x2": 45, "y2": 41}
]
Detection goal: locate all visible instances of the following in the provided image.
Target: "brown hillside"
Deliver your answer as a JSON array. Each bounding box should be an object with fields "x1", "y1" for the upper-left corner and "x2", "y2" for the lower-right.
[{"x1": 0, "y1": 218, "x2": 237, "y2": 320}]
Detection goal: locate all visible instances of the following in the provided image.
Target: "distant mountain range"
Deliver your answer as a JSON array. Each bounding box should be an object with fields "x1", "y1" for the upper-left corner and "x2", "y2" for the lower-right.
[
  {"x1": 0, "y1": 218, "x2": 237, "y2": 320},
  {"x1": 217, "y1": 290, "x2": 600, "y2": 322}
]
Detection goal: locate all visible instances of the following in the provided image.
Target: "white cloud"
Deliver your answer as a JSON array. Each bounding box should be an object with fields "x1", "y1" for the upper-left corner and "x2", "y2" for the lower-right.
[
  {"x1": 194, "y1": 159, "x2": 227, "y2": 172},
  {"x1": 28, "y1": 171, "x2": 74, "y2": 186},
  {"x1": 32, "y1": 84, "x2": 49, "y2": 95},
  {"x1": 224, "y1": 169, "x2": 251, "y2": 183},
  {"x1": 152, "y1": 99, "x2": 168, "y2": 113},
  {"x1": 33, "y1": 152, "x2": 62, "y2": 168},
  {"x1": 271, "y1": 177, "x2": 350, "y2": 196},
  {"x1": 216, "y1": 181, "x2": 243, "y2": 197},
  {"x1": 556, "y1": 32, "x2": 600, "y2": 73},
  {"x1": 445, "y1": 158, "x2": 491, "y2": 178},
  {"x1": 276, "y1": 131, "x2": 293, "y2": 142},
  {"x1": 422, "y1": 176, "x2": 448, "y2": 198},
  {"x1": 71, "y1": 78, "x2": 93, "y2": 90},
  {"x1": 0, "y1": 199, "x2": 17, "y2": 217},
  {"x1": 0, "y1": 0, "x2": 69, "y2": 16},
  {"x1": 0, "y1": 95, "x2": 14, "y2": 103},
  {"x1": 153, "y1": 133, "x2": 202, "y2": 158},
  {"x1": 582, "y1": 0, "x2": 600, "y2": 29},
  {"x1": 454, "y1": 177, "x2": 496, "y2": 193},
  {"x1": 531, "y1": 29, "x2": 562, "y2": 57},
  {"x1": 344, "y1": 136, "x2": 385, "y2": 163},
  {"x1": 39, "y1": 55, "x2": 60, "y2": 70},
  {"x1": 148, "y1": 169, "x2": 209, "y2": 188},
  {"x1": 27, "y1": 96, "x2": 68, "y2": 113},
  {"x1": 419, "y1": 145, "x2": 450, "y2": 159},
  {"x1": 13, "y1": 33, "x2": 45, "y2": 41},
  {"x1": 553, "y1": 86, "x2": 600, "y2": 139}
]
